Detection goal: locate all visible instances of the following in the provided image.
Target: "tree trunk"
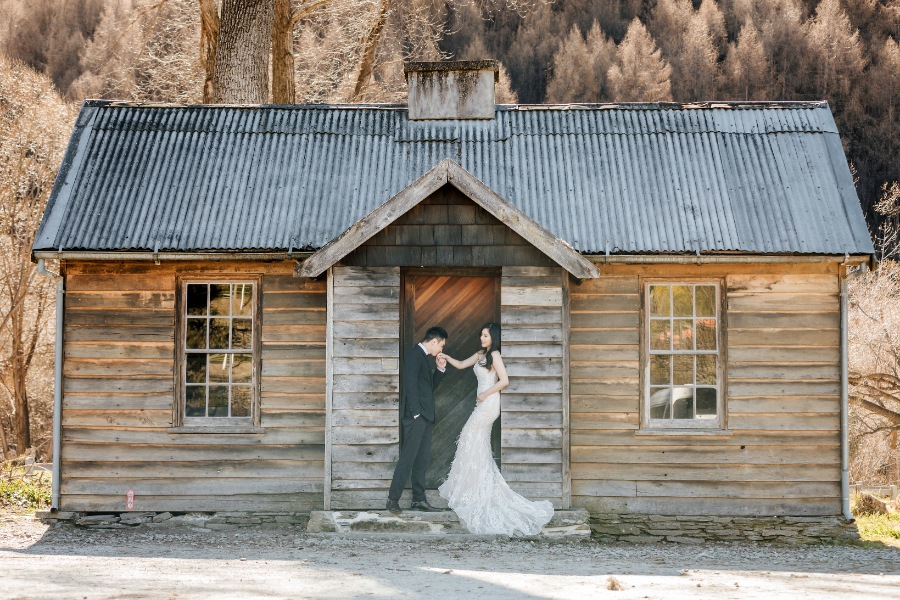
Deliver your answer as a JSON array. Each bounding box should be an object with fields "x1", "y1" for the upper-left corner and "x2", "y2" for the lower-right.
[
  {"x1": 0, "y1": 411, "x2": 10, "y2": 459},
  {"x1": 271, "y1": 0, "x2": 295, "y2": 103},
  {"x1": 11, "y1": 309, "x2": 31, "y2": 454},
  {"x1": 212, "y1": 0, "x2": 276, "y2": 104},
  {"x1": 198, "y1": 0, "x2": 220, "y2": 104},
  {"x1": 350, "y1": 0, "x2": 390, "y2": 102}
]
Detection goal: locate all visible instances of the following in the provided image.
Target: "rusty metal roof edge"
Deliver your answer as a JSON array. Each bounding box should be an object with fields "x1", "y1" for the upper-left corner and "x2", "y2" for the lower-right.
[{"x1": 80, "y1": 99, "x2": 831, "y2": 112}]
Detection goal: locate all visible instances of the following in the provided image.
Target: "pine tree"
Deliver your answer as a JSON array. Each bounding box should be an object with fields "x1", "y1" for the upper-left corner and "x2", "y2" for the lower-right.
[
  {"x1": 547, "y1": 25, "x2": 595, "y2": 102},
  {"x1": 697, "y1": 0, "x2": 727, "y2": 53},
  {"x1": 546, "y1": 22, "x2": 616, "y2": 103},
  {"x1": 673, "y1": 14, "x2": 720, "y2": 101},
  {"x1": 867, "y1": 37, "x2": 899, "y2": 125},
  {"x1": 806, "y1": 0, "x2": 867, "y2": 102},
  {"x1": 607, "y1": 18, "x2": 673, "y2": 102},
  {"x1": 725, "y1": 23, "x2": 773, "y2": 101}
]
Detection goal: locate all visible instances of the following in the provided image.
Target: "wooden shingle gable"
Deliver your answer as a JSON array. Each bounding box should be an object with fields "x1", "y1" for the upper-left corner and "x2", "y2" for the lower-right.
[{"x1": 295, "y1": 159, "x2": 601, "y2": 280}]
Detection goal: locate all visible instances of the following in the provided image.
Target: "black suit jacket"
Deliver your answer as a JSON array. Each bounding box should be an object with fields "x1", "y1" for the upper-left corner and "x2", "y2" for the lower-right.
[{"x1": 400, "y1": 345, "x2": 445, "y2": 423}]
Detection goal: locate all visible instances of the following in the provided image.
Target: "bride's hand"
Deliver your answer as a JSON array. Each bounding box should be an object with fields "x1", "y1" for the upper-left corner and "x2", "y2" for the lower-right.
[{"x1": 476, "y1": 393, "x2": 486, "y2": 403}]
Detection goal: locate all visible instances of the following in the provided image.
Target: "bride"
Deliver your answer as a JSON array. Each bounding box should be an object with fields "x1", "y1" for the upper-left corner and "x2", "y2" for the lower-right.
[{"x1": 437, "y1": 322, "x2": 554, "y2": 536}]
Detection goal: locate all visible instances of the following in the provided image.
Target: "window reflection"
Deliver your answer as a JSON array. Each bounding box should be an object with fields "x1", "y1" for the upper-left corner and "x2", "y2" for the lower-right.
[
  {"x1": 183, "y1": 281, "x2": 255, "y2": 421},
  {"x1": 646, "y1": 283, "x2": 719, "y2": 424}
]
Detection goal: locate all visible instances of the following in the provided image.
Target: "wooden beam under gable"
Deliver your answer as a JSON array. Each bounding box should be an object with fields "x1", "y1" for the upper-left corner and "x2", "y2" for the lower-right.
[{"x1": 295, "y1": 159, "x2": 600, "y2": 280}]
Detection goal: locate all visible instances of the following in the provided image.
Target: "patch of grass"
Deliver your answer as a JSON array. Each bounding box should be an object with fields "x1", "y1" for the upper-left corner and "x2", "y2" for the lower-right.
[
  {"x1": 855, "y1": 512, "x2": 900, "y2": 547},
  {"x1": 0, "y1": 461, "x2": 51, "y2": 513},
  {"x1": 850, "y1": 492, "x2": 900, "y2": 548}
]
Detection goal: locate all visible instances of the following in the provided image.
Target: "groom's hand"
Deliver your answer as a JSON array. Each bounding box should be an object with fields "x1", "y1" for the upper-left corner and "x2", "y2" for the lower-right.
[{"x1": 436, "y1": 354, "x2": 447, "y2": 372}]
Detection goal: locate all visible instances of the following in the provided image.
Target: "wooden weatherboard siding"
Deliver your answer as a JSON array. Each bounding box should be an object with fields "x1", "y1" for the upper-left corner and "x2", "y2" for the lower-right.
[
  {"x1": 343, "y1": 185, "x2": 554, "y2": 268},
  {"x1": 329, "y1": 266, "x2": 401, "y2": 509},
  {"x1": 60, "y1": 261, "x2": 326, "y2": 512},
  {"x1": 569, "y1": 263, "x2": 842, "y2": 516},
  {"x1": 501, "y1": 266, "x2": 566, "y2": 509}
]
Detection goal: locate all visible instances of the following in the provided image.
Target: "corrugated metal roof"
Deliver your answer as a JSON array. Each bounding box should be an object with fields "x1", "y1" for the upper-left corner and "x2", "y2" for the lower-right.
[{"x1": 33, "y1": 101, "x2": 874, "y2": 255}]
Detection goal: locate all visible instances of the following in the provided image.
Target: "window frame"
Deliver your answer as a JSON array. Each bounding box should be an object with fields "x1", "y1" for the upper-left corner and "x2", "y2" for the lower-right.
[
  {"x1": 640, "y1": 278, "x2": 726, "y2": 431},
  {"x1": 174, "y1": 274, "x2": 262, "y2": 429}
]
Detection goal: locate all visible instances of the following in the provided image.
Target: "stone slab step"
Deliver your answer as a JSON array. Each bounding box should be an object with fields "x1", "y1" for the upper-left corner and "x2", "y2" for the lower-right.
[{"x1": 307, "y1": 509, "x2": 591, "y2": 538}]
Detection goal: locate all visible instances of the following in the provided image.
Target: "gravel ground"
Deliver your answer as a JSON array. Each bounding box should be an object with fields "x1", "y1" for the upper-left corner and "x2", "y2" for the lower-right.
[{"x1": 1, "y1": 514, "x2": 898, "y2": 599}]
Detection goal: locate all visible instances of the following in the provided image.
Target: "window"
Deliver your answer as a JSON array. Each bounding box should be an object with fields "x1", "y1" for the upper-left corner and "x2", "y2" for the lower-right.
[
  {"x1": 644, "y1": 282, "x2": 722, "y2": 429},
  {"x1": 178, "y1": 280, "x2": 258, "y2": 426}
]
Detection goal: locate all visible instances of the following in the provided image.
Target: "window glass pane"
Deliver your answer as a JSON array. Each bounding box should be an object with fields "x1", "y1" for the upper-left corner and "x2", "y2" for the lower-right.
[
  {"x1": 186, "y1": 318, "x2": 207, "y2": 349},
  {"x1": 649, "y1": 387, "x2": 670, "y2": 418},
  {"x1": 696, "y1": 355, "x2": 716, "y2": 385},
  {"x1": 673, "y1": 285, "x2": 693, "y2": 316},
  {"x1": 650, "y1": 320, "x2": 671, "y2": 351},
  {"x1": 232, "y1": 354, "x2": 252, "y2": 383},
  {"x1": 673, "y1": 355, "x2": 694, "y2": 385},
  {"x1": 696, "y1": 286, "x2": 716, "y2": 317},
  {"x1": 696, "y1": 388, "x2": 717, "y2": 417},
  {"x1": 209, "y1": 354, "x2": 230, "y2": 382},
  {"x1": 673, "y1": 319, "x2": 694, "y2": 350},
  {"x1": 232, "y1": 284, "x2": 253, "y2": 316},
  {"x1": 187, "y1": 284, "x2": 207, "y2": 315},
  {"x1": 186, "y1": 354, "x2": 206, "y2": 384},
  {"x1": 649, "y1": 286, "x2": 670, "y2": 317},
  {"x1": 185, "y1": 386, "x2": 206, "y2": 417},
  {"x1": 696, "y1": 318, "x2": 717, "y2": 350},
  {"x1": 208, "y1": 386, "x2": 229, "y2": 416},
  {"x1": 671, "y1": 387, "x2": 694, "y2": 419},
  {"x1": 232, "y1": 386, "x2": 251, "y2": 417},
  {"x1": 209, "y1": 284, "x2": 231, "y2": 316},
  {"x1": 210, "y1": 318, "x2": 230, "y2": 349},
  {"x1": 650, "y1": 355, "x2": 670, "y2": 385},
  {"x1": 232, "y1": 319, "x2": 252, "y2": 350}
]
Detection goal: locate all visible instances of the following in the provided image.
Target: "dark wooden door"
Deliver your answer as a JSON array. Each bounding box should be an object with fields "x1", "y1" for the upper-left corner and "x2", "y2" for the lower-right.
[{"x1": 402, "y1": 272, "x2": 501, "y2": 489}]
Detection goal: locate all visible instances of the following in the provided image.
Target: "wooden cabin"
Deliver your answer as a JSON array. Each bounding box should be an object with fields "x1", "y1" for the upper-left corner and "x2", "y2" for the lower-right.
[{"x1": 34, "y1": 62, "x2": 874, "y2": 520}]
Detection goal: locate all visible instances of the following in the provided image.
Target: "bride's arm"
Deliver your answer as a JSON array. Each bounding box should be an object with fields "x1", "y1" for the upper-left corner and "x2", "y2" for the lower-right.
[
  {"x1": 438, "y1": 351, "x2": 480, "y2": 370},
  {"x1": 476, "y1": 351, "x2": 510, "y2": 402}
]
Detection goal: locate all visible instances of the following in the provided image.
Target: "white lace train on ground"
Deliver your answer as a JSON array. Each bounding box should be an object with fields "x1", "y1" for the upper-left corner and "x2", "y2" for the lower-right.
[{"x1": 438, "y1": 362, "x2": 554, "y2": 535}]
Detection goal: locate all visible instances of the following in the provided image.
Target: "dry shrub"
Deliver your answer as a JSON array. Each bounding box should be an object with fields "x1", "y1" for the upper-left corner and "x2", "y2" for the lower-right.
[
  {"x1": 853, "y1": 492, "x2": 890, "y2": 516},
  {"x1": 606, "y1": 576, "x2": 624, "y2": 591},
  {"x1": 848, "y1": 259, "x2": 900, "y2": 485}
]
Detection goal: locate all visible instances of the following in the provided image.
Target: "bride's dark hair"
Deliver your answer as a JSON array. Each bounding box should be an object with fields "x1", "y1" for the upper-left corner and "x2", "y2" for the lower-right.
[{"x1": 479, "y1": 322, "x2": 502, "y2": 370}]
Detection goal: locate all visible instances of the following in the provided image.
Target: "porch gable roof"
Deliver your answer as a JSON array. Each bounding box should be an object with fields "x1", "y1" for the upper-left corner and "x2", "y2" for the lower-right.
[{"x1": 296, "y1": 159, "x2": 600, "y2": 279}]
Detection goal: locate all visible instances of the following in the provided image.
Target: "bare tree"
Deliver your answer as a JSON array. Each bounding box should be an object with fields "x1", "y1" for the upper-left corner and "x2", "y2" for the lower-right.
[
  {"x1": 848, "y1": 256, "x2": 900, "y2": 483},
  {"x1": 0, "y1": 55, "x2": 73, "y2": 458},
  {"x1": 70, "y1": 0, "x2": 204, "y2": 104},
  {"x1": 607, "y1": 18, "x2": 673, "y2": 102}
]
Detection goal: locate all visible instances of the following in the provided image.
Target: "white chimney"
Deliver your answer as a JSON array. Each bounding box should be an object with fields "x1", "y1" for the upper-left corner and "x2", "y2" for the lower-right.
[{"x1": 405, "y1": 60, "x2": 499, "y2": 121}]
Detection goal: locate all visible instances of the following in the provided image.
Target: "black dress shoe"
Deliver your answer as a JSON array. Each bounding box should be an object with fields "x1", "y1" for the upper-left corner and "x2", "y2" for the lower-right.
[
  {"x1": 386, "y1": 499, "x2": 402, "y2": 514},
  {"x1": 409, "y1": 500, "x2": 444, "y2": 512}
]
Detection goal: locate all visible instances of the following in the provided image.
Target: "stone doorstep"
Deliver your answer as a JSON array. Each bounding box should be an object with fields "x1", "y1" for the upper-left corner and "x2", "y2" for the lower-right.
[{"x1": 306, "y1": 509, "x2": 592, "y2": 538}]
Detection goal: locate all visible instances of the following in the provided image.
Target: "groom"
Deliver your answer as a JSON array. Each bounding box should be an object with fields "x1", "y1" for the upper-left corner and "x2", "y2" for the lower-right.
[{"x1": 386, "y1": 326, "x2": 448, "y2": 514}]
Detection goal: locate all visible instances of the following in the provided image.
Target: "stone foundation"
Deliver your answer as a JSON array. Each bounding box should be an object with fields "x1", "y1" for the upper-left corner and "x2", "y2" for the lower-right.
[
  {"x1": 590, "y1": 514, "x2": 860, "y2": 544},
  {"x1": 35, "y1": 510, "x2": 861, "y2": 543},
  {"x1": 35, "y1": 511, "x2": 309, "y2": 530}
]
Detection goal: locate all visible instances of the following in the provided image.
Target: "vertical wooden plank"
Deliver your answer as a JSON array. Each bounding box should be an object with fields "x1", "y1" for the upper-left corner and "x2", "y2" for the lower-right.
[
  {"x1": 324, "y1": 268, "x2": 334, "y2": 510},
  {"x1": 561, "y1": 270, "x2": 571, "y2": 509},
  {"x1": 500, "y1": 265, "x2": 564, "y2": 506}
]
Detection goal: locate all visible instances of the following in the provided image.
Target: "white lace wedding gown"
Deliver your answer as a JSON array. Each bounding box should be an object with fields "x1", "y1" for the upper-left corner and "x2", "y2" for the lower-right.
[{"x1": 438, "y1": 361, "x2": 554, "y2": 535}]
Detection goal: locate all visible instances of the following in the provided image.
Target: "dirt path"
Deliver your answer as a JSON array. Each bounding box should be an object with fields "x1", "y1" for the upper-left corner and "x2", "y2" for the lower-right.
[{"x1": 2, "y1": 515, "x2": 898, "y2": 599}]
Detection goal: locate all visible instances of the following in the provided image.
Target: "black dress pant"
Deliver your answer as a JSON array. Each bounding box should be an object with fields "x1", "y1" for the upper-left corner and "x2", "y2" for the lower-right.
[{"x1": 388, "y1": 416, "x2": 433, "y2": 503}]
